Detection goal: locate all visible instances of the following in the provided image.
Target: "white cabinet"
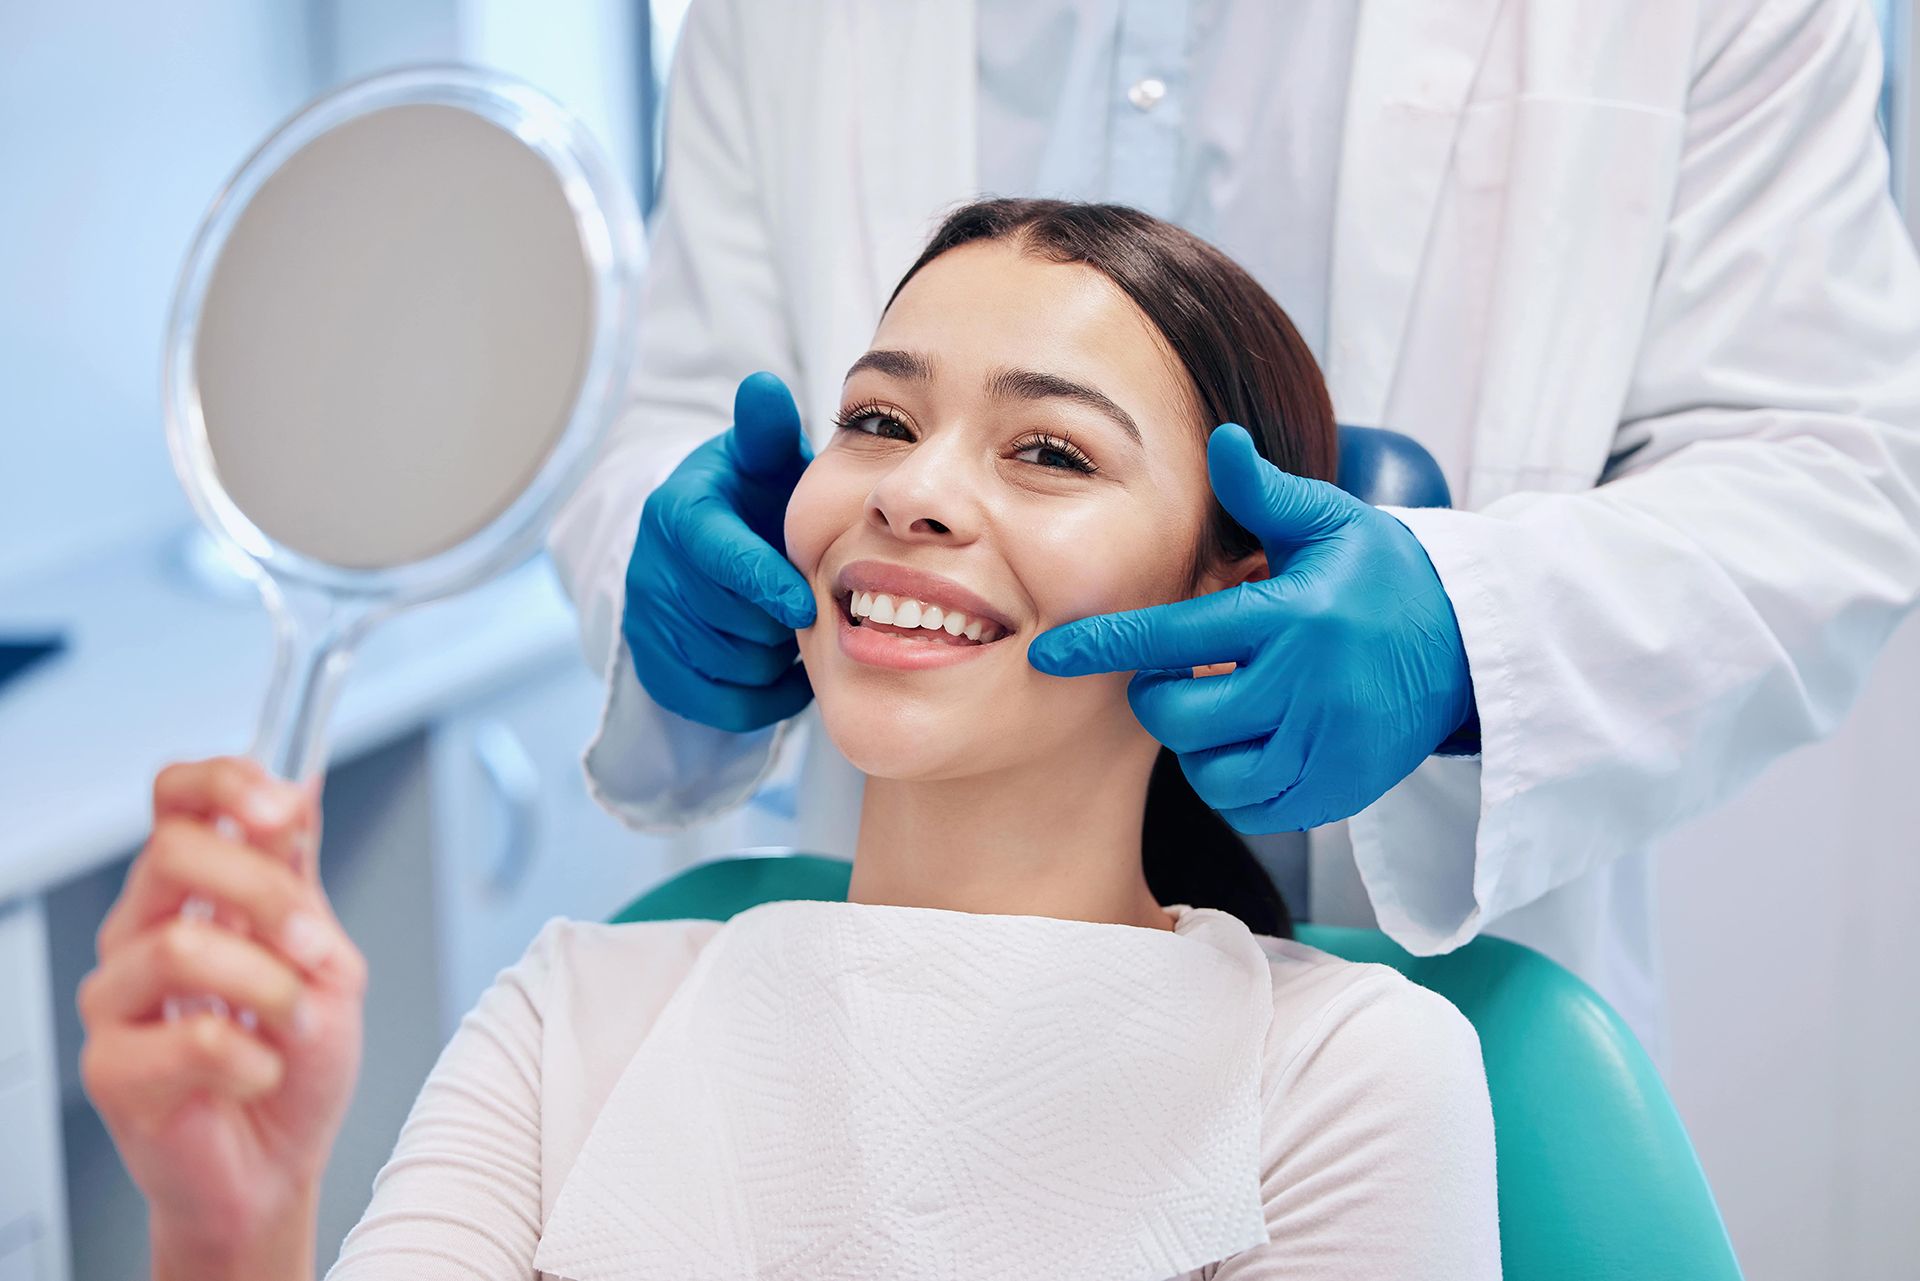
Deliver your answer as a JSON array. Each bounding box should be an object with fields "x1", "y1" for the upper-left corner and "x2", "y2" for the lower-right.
[
  {"x1": 0, "y1": 900, "x2": 68, "y2": 1281},
  {"x1": 426, "y1": 660, "x2": 703, "y2": 1034},
  {"x1": 0, "y1": 1240, "x2": 45, "y2": 1281}
]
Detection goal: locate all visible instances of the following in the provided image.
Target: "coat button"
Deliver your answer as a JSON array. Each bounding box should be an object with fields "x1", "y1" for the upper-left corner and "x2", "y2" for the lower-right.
[{"x1": 1126, "y1": 77, "x2": 1167, "y2": 111}]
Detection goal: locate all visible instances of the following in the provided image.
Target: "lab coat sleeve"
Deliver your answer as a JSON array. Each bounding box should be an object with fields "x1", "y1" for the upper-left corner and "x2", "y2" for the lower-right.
[
  {"x1": 1349, "y1": 0, "x2": 1920, "y2": 952},
  {"x1": 323, "y1": 919, "x2": 566, "y2": 1279},
  {"x1": 1210, "y1": 973, "x2": 1500, "y2": 1279},
  {"x1": 544, "y1": 0, "x2": 804, "y2": 833}
]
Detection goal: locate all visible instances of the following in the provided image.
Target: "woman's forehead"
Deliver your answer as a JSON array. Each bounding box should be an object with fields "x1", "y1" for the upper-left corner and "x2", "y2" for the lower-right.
[{"x1": 869, "y1": 241, "x2": 1201, "y2": 430}]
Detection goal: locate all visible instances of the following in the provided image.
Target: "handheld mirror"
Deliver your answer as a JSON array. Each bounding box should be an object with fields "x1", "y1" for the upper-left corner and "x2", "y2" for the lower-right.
[{"x1": 165, "y1": 66, "x2": 641, "y2": 791}]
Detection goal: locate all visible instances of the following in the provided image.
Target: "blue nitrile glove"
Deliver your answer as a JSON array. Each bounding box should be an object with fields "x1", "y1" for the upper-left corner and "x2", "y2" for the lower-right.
[
  {"x1": 1027, "y1": 423, "x2": 1476, "y2": 833},
  {"x1": 623, "y1": 371, "x2": 818, "y2": 734}
]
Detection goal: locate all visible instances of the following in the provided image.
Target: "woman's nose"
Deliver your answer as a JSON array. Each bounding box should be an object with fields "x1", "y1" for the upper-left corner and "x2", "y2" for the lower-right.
[{"x1": 865, "y1": 441, "x2": 981, "y2": 541}]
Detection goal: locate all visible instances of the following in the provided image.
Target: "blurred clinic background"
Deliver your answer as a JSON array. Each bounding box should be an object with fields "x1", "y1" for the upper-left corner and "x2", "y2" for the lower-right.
[{"x1": 0, "y1": 3, "x2": 1915, "y2": 1279}]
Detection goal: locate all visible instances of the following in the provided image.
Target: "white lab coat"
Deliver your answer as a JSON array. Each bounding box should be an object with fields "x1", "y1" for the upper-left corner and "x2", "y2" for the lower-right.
[{"x1": 546, "y1": 0, "x2": 1920, "y2": 1042}]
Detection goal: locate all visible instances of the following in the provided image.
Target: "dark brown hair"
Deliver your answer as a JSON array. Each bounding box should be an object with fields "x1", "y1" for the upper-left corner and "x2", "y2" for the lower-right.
[{"x1": 887, "y1": 198, "x2": 1338, "y2": 939}]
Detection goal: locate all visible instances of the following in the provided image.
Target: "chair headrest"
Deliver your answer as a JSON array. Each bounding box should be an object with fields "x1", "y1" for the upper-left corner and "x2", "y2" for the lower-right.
[{"x1": 1336, "y1": 425, "x2": 1452, "y2": 509}]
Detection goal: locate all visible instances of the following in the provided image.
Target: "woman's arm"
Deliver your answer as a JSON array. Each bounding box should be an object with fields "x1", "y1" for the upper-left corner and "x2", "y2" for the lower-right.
[
  {"x1": 1213, "y1": 973, "x2": 1500, "y2": 1279},
  {"x1": 322, "y1": 919, "x2": 565, "y2": 1279}
]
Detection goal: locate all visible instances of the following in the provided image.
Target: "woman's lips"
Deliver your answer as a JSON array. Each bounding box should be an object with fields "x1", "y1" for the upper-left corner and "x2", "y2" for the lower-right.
[{"x1": 835, "y1": 594, "x2": 1007, "y2": 670}]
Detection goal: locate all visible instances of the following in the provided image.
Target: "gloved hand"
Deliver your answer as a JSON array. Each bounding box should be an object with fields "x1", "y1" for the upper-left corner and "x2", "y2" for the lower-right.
[
  {"x1": 1027, "y1": 423, "x2": 1476, "y2": 832},
  {"x1": 624, "y1": 372, "x2": 818, "y2": 734}
]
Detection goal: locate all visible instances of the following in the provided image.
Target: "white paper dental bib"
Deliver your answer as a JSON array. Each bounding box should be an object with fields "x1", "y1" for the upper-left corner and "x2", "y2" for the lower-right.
[{"x1": 532, "y1": 898, "x2": 1277, "y2": 1281}]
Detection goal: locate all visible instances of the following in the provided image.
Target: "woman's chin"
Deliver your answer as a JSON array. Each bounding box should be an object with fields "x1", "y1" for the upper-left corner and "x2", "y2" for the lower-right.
[{"x1": 815, "y1": 702, "x2": 985, "y2": 781}]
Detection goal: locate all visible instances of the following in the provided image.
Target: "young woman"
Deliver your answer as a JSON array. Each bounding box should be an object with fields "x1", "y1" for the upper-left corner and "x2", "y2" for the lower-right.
[{"x1": 80, "y1": 199, "x2": 1499, "y2": 1279}]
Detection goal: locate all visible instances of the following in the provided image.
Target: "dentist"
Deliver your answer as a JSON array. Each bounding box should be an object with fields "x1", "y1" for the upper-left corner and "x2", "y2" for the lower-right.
[{"x1": 546, "y1": 0, "x2": 1920, "y2": 1047}]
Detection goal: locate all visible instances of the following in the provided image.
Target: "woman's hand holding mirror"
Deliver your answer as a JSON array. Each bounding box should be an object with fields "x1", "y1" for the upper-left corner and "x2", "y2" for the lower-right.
[{"x1": 77, "y1": 757, "x2": 365, "y2": 1278}]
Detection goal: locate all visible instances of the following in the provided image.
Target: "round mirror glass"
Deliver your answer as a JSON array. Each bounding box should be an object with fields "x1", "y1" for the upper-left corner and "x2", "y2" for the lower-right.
[{"x1": 165, "y1": 65, "x2": 642, "y2": 783}]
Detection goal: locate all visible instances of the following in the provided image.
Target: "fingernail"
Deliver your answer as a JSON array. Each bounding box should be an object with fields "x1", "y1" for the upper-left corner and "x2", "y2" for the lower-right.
[
  {"x1": 290, "y1": 997, "x2": 316, "y2": 1042},
  {"x1": 282, "y1": 912, "x2": 330, "y2": 970},
  {"x1": 247, "y1": 788, "x2": 296, "y2": 826}
]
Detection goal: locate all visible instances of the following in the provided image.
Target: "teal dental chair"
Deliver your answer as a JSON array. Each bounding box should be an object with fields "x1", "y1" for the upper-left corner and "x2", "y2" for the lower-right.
[{"x1": 606, "y1": 427, "x2": 1743, "y2": 1278}]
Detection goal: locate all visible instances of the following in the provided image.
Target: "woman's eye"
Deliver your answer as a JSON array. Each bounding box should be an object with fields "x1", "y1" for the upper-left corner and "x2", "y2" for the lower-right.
[
  {"x1": 837, "y1": 411, "x2": 912, "y2": 440},
  {"x1": 1012, "y1": 435, "x2": 1097, "y2": 475}
]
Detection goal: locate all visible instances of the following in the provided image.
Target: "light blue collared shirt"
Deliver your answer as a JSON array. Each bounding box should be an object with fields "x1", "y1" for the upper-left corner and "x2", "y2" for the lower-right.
[
  {"x1": 978, "y1": 0, "x2": 1362, "y2": 914},
  {"x1": 977, "y1": 0, "x2": 1361, "y2": 365}
]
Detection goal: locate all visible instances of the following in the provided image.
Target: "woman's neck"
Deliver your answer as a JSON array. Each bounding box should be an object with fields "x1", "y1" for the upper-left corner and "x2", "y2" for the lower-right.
[{"x1": 846, "y1": 742, "x2": 1176, "y2": 932}]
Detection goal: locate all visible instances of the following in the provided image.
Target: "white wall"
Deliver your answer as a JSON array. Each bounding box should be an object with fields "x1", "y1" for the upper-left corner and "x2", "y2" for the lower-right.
[
  {"x1": 320, "y1": 0, "x2": 639, "y2": 197},
  {"x1": 1658, "y1": 619, "x2": 1920, "y2": 1280},
  {"x1": 0, "y1": 2, "x2": 315, "y2": 583},
  {"x1": 0, "y1": 0, "x2": 638, "y2": 592},
  {"x1": 461, "y1": 0, "x2": 639, "y2": 198},
  {"x1": 1655, "y1": 12, "x2": 1920, "y2": 1275}
]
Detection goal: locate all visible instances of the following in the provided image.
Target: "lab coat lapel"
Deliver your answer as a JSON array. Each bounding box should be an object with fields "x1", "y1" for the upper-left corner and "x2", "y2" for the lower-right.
[{"x1": 1326, "y1": 0, "x2": 1504, "y2": 427}]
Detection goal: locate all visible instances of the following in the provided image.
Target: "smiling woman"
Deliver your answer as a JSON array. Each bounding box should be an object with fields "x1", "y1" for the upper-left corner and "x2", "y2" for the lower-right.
[
  {"x1": 172, "y1": 199, "x2": 1499, "y2": 1281},
  {"x1": 784, "y1": 198, "x2": 1340, "y2": 940}
]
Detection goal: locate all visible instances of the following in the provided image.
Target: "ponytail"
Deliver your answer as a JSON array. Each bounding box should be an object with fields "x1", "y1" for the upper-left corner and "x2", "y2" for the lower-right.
[{"x1": 1142, "y1": 746, "x2": 1293, "y2": 939}]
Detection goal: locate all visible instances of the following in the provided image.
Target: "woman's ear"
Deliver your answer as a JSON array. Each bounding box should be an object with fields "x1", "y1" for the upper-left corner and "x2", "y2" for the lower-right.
[
  {"x1": 1188, "y1": 550, "x2": 1269, "y2": 679},
  {"x1": 1198, "y1": 548, "x2": 1269, "y2": 595}
]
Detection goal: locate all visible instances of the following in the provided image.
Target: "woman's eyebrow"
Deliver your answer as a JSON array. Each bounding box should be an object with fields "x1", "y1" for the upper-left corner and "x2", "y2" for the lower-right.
[
  {"x1": 845, "y1": 348, "x2": 935, "y2": 384},
  {"x1": 987, "y1": 366, "x2": 1142, "y2": 446}
]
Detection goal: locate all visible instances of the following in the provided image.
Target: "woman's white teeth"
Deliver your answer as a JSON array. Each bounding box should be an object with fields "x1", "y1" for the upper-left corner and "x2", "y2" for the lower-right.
[{"x1": 850, "y1": 590, "x2": 1003, "y2": 642}]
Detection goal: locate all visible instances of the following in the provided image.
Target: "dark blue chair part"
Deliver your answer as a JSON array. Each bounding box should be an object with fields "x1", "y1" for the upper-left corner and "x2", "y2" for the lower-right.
[{"x1": 1336, "y1": 425, "x2": 1452, "y2": 509}]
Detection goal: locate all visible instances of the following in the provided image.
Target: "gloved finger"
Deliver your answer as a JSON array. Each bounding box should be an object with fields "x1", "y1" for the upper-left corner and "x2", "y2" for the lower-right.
[
  {"x1": 1214, "y1": 795, "x2": 1297, "y2": 836},
  {"x1": 643, "y1": 650, "x2": 814, "y2": 735},
  {"x1": 668, "y1": 549, "x2": 808, "y2": 650},
  {"x1": 1208, "y1": 423, "x2": 1356, "y2": 556},
  {"x1": 1124, "y1": 668, "x2": 1275, "y2": 754},
  {"x1": 728, "y1": 372, "x2": 813, "y2": 479},
  {"x1": 1027, "y1": 591, "x2": 1259, "y2": 678},
  {"x1": 645, "y1": 588, "x2": 801, "y2": 689},
  {"x1": 670, "y1": 494, "x2": 816, "y2": 630},
  {"x1": 1216, "y1": 751, "x2": 1383, "y2": 835},
  {"x1": 1218, "y1": 783, "x2": 1343, "y2": 836},
  {"x1": 1180, "y1": 729, "x2": 1308, "y2": 816}
]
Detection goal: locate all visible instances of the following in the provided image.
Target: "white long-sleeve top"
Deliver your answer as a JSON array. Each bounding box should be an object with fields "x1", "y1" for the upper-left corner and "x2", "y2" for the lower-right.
[{"x1": 325, "y1": 904, "x2": 1499, "y2": 1279}]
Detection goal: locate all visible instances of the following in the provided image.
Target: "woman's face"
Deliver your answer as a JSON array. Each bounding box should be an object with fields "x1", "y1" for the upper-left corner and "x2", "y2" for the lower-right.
[{"x1": 785, "y1": 239, "x2": 1258, "y2": 781}]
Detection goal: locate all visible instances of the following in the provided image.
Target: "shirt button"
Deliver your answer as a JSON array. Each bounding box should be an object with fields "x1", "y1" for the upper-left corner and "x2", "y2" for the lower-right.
[{"x1": 1126, "y1": 77, "x2": 1167, "y2": 112}]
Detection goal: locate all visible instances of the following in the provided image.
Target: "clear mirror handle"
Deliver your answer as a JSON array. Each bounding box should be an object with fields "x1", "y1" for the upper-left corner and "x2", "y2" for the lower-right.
[
  {"x1": 246, "y1": 576, "x2": 369, "y2": 787},
  {"x1": 165, "y1": 577, "x2": 373, "y2": 1023}
]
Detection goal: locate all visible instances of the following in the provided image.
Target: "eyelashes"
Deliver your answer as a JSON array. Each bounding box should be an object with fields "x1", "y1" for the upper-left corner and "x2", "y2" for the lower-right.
[
  {"x1": 1009, "y1": 429, "x2": 1099, "y2": 475},
  {"x1": 829, "y1": 401, "x2": 911, "y2": 439},
  {"x1": 829, "y1": 401, "x2": 1100, "y2": 476}
]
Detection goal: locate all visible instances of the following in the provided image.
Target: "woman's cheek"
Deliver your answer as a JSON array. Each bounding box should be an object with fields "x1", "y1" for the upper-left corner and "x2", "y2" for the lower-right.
[
  {"x1": 1020, "y1": 506, "x2": 1167, "y2": 625},
  {"x1": 783, "y1": 467, "x2": 834, "y2": 583}
]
